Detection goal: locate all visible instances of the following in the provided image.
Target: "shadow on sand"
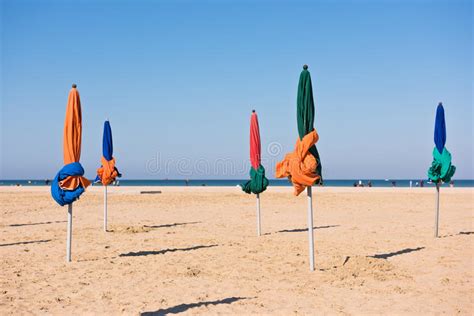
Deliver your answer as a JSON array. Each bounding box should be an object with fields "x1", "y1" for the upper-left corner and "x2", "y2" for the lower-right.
[
  {"x1": 0, "y1": 239, "x2": 52, "y2": 247},
  {"x1": 143, "y1": 222, "x2": 201, "y2": 229},
  {"x1": 77, "y1": 256, "x2": 118, "y2": 263},
  {"x1": 9, "y1": 221, "x2": 66, "y2": 227},
  {"x1": 369, "y1": 247, "x2": 425, "y2": 259},
  {"x1": 119, "y1": 244, "x2": 218, "y2": 257},
  {"x1": 319, "y1": 247, "x2": 426, "y2": 272},
  {"x1": 439, "y1": 231, "x2": 474, "y2": 238},
  {"x1": 140, "y1": 297, "x2": 249, "y2": 315},
  {"x1": 275, "y1": 225, "x2": 340, "y2": 234}
]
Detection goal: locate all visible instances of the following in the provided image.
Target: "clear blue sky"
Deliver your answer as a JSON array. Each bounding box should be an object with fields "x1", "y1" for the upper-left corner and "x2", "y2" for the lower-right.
[{"x1": 1, "y1": 0, "x2": 472, "y2": 180}]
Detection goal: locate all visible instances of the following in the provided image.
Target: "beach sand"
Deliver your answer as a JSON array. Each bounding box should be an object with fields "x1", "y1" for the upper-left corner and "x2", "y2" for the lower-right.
[{"x1": 0, "y1": 186, "x2": 472, "y2": 315}]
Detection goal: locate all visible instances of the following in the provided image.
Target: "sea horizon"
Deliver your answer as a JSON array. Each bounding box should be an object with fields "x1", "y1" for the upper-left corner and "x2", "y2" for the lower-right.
[{"x1": 1, "y1": 179, "x2": 473, "y2": 187}]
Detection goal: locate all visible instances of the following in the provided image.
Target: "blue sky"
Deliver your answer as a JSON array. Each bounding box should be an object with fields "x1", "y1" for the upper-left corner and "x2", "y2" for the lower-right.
[{"x1": 1, "y1": 0, "x2": 472, "y2": 179}]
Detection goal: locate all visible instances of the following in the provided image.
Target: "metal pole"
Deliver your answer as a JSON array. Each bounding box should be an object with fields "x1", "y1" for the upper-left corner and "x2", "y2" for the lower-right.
[
  {"x1": 307, "y1": 186, "x2": 315, "y2": 271},
  {"x1": 435, "y1": 182, "x2": 440, "y2": 238},
  {"x1": 104, "y1": 185, "x2": 108, "y2": 232},
  {"x1": 256, "y1": 193, "x2": 261, "y2": 236},
  {"x1": 66, "y1": 204, "x2": 72, "y2": 262}
]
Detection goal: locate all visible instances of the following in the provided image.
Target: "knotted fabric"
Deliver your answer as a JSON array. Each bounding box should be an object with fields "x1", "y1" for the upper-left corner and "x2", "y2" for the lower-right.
[{"x1": 276, "y1": 129, "x2": 320, "y2": 196}]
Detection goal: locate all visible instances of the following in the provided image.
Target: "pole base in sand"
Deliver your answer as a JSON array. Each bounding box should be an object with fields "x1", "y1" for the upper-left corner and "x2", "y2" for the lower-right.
[
  {"x1": 66, "y1": 204, "x2": 72, "y2": 262},
  {"x1": 307, "y1": 186, "x2": 315, "y2": 271},
  {"x1": 256, "y1": 193, "x2": 261, "y2": 236}
]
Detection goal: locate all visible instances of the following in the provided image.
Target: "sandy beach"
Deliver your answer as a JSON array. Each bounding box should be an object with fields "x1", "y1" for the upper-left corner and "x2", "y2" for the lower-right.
[{"x1": 0, "y1": 186, "x2": 472, "y2": 314}]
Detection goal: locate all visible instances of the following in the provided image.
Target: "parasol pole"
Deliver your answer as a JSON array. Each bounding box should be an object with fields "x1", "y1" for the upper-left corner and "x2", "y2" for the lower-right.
[
  {"x1": 256, "y1": 193, "x2": 261, "y2": 236},
  {"x1": 104, "y1": 117, "x2": 110, "y2": 232},
  {"x1": 434, "y1": 182, "x2": 440, "y2": 237},
  {"x1": 66, "y1": 203, "x2": 72, "y2": 262},
  {"x1": 104, "y1": 185, "x2": 108, "y2": 232},
  {"x1": 307, "y1": 186, "x2": 315, "y2": 271}
]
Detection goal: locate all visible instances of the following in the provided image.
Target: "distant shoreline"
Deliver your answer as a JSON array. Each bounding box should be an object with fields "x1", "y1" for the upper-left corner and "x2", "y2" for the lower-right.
[{"x1": 1, "y1": 179, "x2": 473, "y2": 188}]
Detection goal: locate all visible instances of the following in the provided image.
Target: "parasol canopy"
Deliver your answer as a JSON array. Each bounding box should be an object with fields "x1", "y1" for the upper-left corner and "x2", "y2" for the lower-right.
[
  {"x1": 241, "y1": 110, "x2": 269, "y2": 194},
  {"x1": 428, "y1": 102, "x2": 455, "y2": 183},
  {"x1": 276, "y1": 65, "x2": 322, "y2": 195},
  {"x1": 51, "y1": 85, "x2": 90, "y2": 206},
  {"x1": 103, "y1": 120, "x2": 113, "y2": 161},
  {"x1": 434, "y1": 103, "x2": 446, "y2": 154},
  {"x1": 96, "y1": 120, "x2": 121, "y2": 185}
]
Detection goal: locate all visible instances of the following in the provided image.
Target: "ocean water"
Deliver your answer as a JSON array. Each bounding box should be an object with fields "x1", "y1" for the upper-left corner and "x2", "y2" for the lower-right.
[{"x1": 1, "y1": 179, "x2": 473, "y2": 187}]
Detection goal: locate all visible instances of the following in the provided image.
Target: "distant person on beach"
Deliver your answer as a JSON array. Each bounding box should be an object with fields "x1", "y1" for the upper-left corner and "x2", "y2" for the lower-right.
[
  {"x1": 353, "y1": 182, "x2": 357, "y2": 187},
  {"x1": 420, "y1": 180, "x2": 424, "y2": 187},
  {"x1": 391, "y1": 181, "x2": 396, "y2": 187},
  {"x1": 368, "y1": 180, "x2": 372, "y2": 187},
  {"x1": 450, "y1": 180, "x2": 454, "y2": 187}
]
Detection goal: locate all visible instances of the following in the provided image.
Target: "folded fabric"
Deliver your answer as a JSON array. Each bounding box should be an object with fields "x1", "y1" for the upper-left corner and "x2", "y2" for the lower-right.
[
  {"x1": 51, "y1": 162, "x2": 91, "y2": 206},
  {"x1": 275, "y1": 130, "x2": 321, "y2": 196},
  {"x1": 428, "y1": 147, "x2": 456, "y2": 183},
  {"x1": 241, "y1": 165, "x2": 269, "y2": 194},
  {"x1": 96, "y1": 156, "x2": 121, "y2": 185}
]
